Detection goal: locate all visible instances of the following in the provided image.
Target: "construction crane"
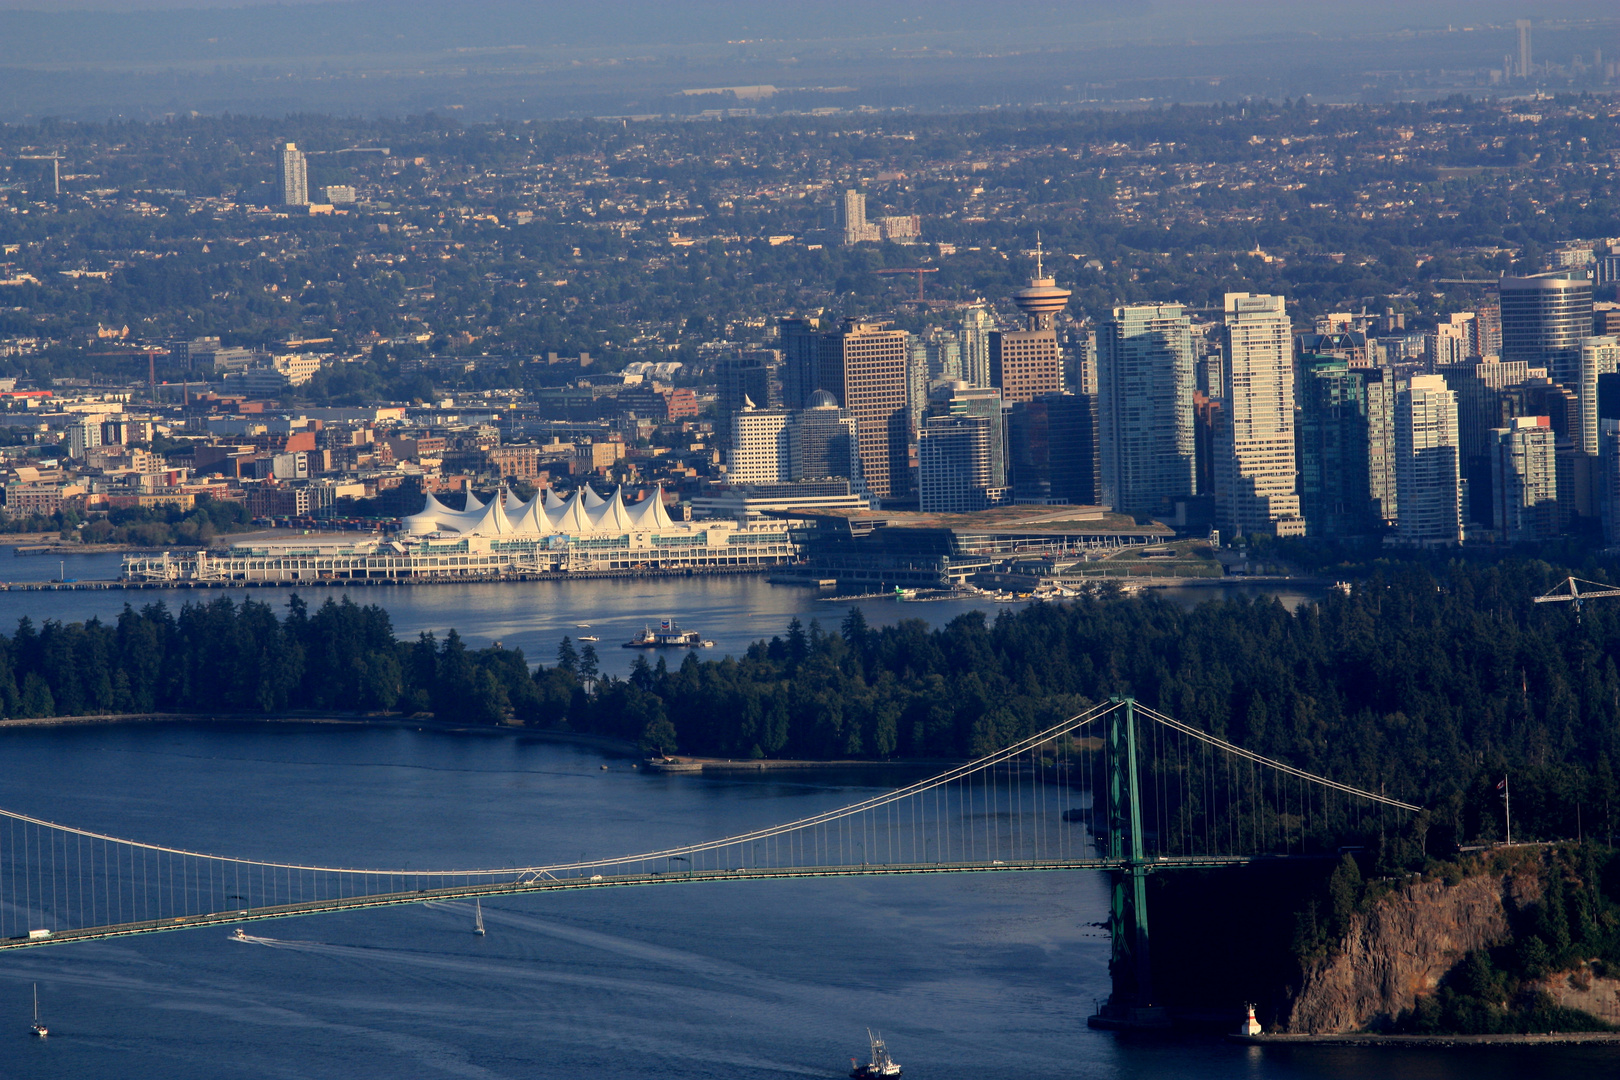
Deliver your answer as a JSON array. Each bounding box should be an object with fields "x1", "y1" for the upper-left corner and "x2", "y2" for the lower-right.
[
  {"x1": 875, "y1": 267, "x2": 939, "y2": 303},
  {"x1": 1534, "y1": 576, "x2": 1620, "y2": 622},
  {"x1": 17, "y1": 154, "x2": 61, "y2": 196}
]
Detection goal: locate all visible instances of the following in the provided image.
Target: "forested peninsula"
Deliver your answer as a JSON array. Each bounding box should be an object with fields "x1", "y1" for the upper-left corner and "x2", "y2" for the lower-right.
[
  {"x1": 10, "y1": 560, "x2": 1620, "y2": 1032},
  {"x1": 0, "y1": 561, "x2": 1615, "y2": 849}
]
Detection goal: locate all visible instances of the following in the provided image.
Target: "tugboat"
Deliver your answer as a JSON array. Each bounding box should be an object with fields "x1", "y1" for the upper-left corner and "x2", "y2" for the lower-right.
[
  {"x1": 849, "y1": 1029, "x2": 900, "y2": 1079},
  {"x1": 622, "y1": 620, "x2": 714, "y2": 649},
  {"x1": 29, "y1": 984, "x2": 46, "y2": 1038}
]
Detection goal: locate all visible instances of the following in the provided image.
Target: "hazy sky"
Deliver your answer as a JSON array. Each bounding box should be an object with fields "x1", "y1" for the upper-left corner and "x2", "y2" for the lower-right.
[{"x1": 0, "y1": 1, "x2": 1612, "y2": 122}]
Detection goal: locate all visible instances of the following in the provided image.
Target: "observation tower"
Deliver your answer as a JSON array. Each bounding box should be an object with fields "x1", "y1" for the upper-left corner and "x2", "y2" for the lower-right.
[{"x1": 1011, "y1": 237, "x2": 1072, "y2": 331}]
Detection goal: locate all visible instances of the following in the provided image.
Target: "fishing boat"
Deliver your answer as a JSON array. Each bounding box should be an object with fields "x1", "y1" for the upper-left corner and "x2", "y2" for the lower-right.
[
  {"x1": 29, "y1": 984, "x2": 46, "y2": 1038},
  {"x1": 622, "y1": 620, "x2": 714, "y2": 649},
  {"x1": 849, "y1": 1030, "x2": 900, "y2": 1078},
  {"x1": 473, "y1": 899, "x2": 486, "y2": 936}
]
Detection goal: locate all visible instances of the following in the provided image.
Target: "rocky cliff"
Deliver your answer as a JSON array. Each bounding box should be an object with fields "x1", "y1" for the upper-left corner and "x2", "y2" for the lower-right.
[
  {"x1": 1281, "y1": 866, "x2": 1542, "y2": 1033},
  {"x1": 1531, "y1": 966, "x2": 1620, "y2": 1026}
]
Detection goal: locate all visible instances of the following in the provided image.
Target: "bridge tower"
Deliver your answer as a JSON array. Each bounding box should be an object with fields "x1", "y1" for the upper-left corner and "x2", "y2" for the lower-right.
[{"x1": 1090, "y1": 697, "x2": 1170, "y2": 1029}]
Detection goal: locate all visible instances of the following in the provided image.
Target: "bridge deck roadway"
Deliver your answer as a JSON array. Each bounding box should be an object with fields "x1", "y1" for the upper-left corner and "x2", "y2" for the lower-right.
[{"x1": 0, "y1": 853, "x2": 1306, "y2": 951}]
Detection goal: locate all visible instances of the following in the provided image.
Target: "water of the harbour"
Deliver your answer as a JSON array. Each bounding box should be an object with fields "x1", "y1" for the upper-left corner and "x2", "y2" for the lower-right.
[
  {"x1": 0, "y1": 722, "x2": 1612, "y2": 1080},
  {"x1": 0, "y1": 546, "x2": 1323, "y2": 678}
]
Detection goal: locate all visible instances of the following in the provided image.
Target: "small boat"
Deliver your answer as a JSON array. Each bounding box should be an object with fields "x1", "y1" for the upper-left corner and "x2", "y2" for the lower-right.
[
  {"x1": 578, "y1": 635, "x2": 600, "y2": 642},
  {"x1": 473, "y1": 899, "x2": 486, "y2": 936},
  {"x1": 29, "y1": 983, "x2": 46, "y2": 1038},
  {"x1": 622, "y1": 620, "x2": 714, "y2": 649},
  {"x1": 849, "y1": 1029, "x2": 900, "y2": 1079},
  {"x1": 233, "y1": 927, "x2": 248, "y2": 940}
]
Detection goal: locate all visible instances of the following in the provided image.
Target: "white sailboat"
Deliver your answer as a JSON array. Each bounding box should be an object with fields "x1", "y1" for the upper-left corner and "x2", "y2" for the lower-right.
[
  {"x1": 30, "y1": 983, "x2": 46, "y2": 1038},
  {"x1": 473, "y1": 899, "x2": 486, "y2": 936}
]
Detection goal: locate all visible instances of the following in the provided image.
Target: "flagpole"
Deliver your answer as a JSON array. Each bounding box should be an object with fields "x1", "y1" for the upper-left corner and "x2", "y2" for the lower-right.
[{"x1": 1505, "y1": 773, "x2": 1511, "y2": 846}]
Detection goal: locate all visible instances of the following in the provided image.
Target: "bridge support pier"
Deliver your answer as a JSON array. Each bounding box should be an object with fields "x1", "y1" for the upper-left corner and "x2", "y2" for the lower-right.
[{"x1": 1088, "y1": 697, "x2": 1170, "y2": 1031}]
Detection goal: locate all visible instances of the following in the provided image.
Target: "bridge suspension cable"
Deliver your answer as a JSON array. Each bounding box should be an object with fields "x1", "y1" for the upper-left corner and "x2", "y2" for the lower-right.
[{"x1": 0, "y1": 698, "x2": 1419, "y2": 950}]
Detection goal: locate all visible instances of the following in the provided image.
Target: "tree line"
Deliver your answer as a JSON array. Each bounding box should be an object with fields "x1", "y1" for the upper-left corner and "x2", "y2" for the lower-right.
[{"x1": 4, "y1": 561, "x2": 1620, "y2": 850}]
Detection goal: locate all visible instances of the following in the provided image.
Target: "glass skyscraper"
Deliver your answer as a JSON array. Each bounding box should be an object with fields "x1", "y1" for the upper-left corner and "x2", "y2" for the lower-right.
[
  {"x1": 1096, "y1": 303, "x2": 1195, "y2": 518},
  {"x1": 1499, "y1": 273, "x2": 1594, "y2": 389}
]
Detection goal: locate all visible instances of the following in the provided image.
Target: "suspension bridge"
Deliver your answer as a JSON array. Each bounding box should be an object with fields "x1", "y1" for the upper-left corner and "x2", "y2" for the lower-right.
[{"x1": 0, "y1": 698, "x2": 1419, "y2": 1026}]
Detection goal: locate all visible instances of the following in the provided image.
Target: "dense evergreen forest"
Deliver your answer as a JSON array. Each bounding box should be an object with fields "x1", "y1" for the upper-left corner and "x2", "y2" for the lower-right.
[{"x1": 3, "y1": 560, "x2": 1619, "y2": 850}]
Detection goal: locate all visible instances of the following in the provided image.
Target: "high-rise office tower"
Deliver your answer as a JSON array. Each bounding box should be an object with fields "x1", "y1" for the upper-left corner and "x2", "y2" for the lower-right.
[
  {"x1": 1216, "y1": 293, "x2": 1302, "y2": 538},
  {"x1": 817, "y1": 320, "x2": 911, "y2": 499},
  {"x1": 1006, "y1": 393, "x2": 1099, "y2": 506},
  {"x1": 1474, "y1": 299, "x2": 1503, "y2": 358},
  {"x1": 1072, "y1": 328, "x2": 1098, "y2": 396},
  {"x1": 1495, "y1": 378, "x2": 1578, "y2": 445},
  {"x1": 1517, "y1": 19, "x2": 1533, "y2": 80},
  {"x1": 960, "y1": 307, "x2": 996, "y2": 388},
  {"x1": 778, "y1": 317, "x2": 821, "y2": 409},
  {"x1": 926, "y1": 383, "x2": 1006, "y2": 491},
  {"x1": 1297, "y1": 355, "x2": 1375, "y2": 537},
  {"x1": 918, "y1": 415, "x2": 993, "y2": 513},
  {"x1": 1499, "y1": 273, "x2": 1594, "y2": 388},
  {"x1": 1426, "y1": 313, "x2": 1478, "y2": 368},
  {"x1": 1395, "y1": 374, "x2": 1463, "y2": 545},
  {"x1": 727, "y1": 401, "x2": 792, "y2": 483},
  {"x1": 277, "y1": 142, "x2": 309, "y2": 207},
  {"x1": 1578, "y1": 336, "x2": 1620, "y2": 455},
  {"x1": 716, "y1": 351, "x2": 781, "y2": 451},
  {"x1": 1193, "y1": 392, "x2": 1221, "y2": 496},
  {"x1": 1491, "y1": 416, "x2": 1558, "y2": 540},
  {"x1": 990, "y1": 243, "x2": 1069, "y2": 404},
  {"x1": 906, "y1": 334, "x2": 930, "y2": 441},
  {"x1": 1602, "y1": 420, "x2": 1620, "y2": 545},
  {"x1": 1364, "y1": 367, "x2": 1398, "y2": 524},
  {"x1": 926, "y1": 331, "x2": 962, "y2": 383},
  {"x1": 787, "y1": 390, "x2": 863, "y2": 489},
  {"x1": 1097, "y1": 303, "x2": 1196, "y2": 517},
  {"x1": 1196, "y1": 333, "x2": 1225, "y2": 398}
]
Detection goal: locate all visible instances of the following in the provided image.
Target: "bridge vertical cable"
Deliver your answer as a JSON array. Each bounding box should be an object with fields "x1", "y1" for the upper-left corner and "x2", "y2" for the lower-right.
[{"x1": 0, "y1": 699, "x2": 1420, "y2": 948}]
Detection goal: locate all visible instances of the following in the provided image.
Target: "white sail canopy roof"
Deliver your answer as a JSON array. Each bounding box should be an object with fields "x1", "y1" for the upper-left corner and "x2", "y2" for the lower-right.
[{"x1": 402, "y1": 485, "x2": 676, "y2": 538}]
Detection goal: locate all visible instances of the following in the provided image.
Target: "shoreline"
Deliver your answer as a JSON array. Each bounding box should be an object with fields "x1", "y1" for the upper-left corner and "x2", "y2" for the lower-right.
[
  {"x1": 0, "y1": 711, "x2": 965, "y2": 771},
  {"x1": 650, "y1": 754, "x2": 958, "y2": 772},
  {"x1": 0, "y1": 563, "x2": 778, "y2": 591},
  {"x1": 1233, "y1": 1031, "x2": 1620, "y2": 1048},
  {"x1": 0, "y1": 710, "x2": 638, "y2": 754}
]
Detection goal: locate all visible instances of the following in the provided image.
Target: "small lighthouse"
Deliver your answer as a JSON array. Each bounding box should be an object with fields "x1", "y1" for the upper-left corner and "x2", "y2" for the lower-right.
[{"x1": 1237, "y1": 1003, "x2": 1263, "y2": 1037}]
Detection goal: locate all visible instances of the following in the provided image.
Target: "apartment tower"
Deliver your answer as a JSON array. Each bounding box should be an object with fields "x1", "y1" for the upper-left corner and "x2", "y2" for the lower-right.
[
  {"x1": 1216, "y1": 293, "x2": 1302, "y2": 537},
  {"x1": 1395, "y1": 374, "x2": 1463, "y2": 545},
  {"x1": 1097, "y1": 303, "x2": 1196, "y2": 518},
  {"x1": 277, "y1": 142, "x2": 309, "y2": 207}
]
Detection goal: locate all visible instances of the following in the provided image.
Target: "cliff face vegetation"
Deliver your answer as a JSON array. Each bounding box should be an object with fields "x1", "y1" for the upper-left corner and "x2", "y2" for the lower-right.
[
  {"x1": 1283, "y1": 865, "x2": 1540, "y2": 1032},
  {"x1": 1148, "y1": 847, "x2": 1620, "y2": 1034},
  {"x1": 1284, "y1": 846, "x2": 1620, "y2": 1035}
]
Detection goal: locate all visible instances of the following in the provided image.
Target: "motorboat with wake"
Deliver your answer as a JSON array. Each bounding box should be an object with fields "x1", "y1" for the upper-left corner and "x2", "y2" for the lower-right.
[{"x1": 473, "y1": 899, "x2": 486, "y2": 936}]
